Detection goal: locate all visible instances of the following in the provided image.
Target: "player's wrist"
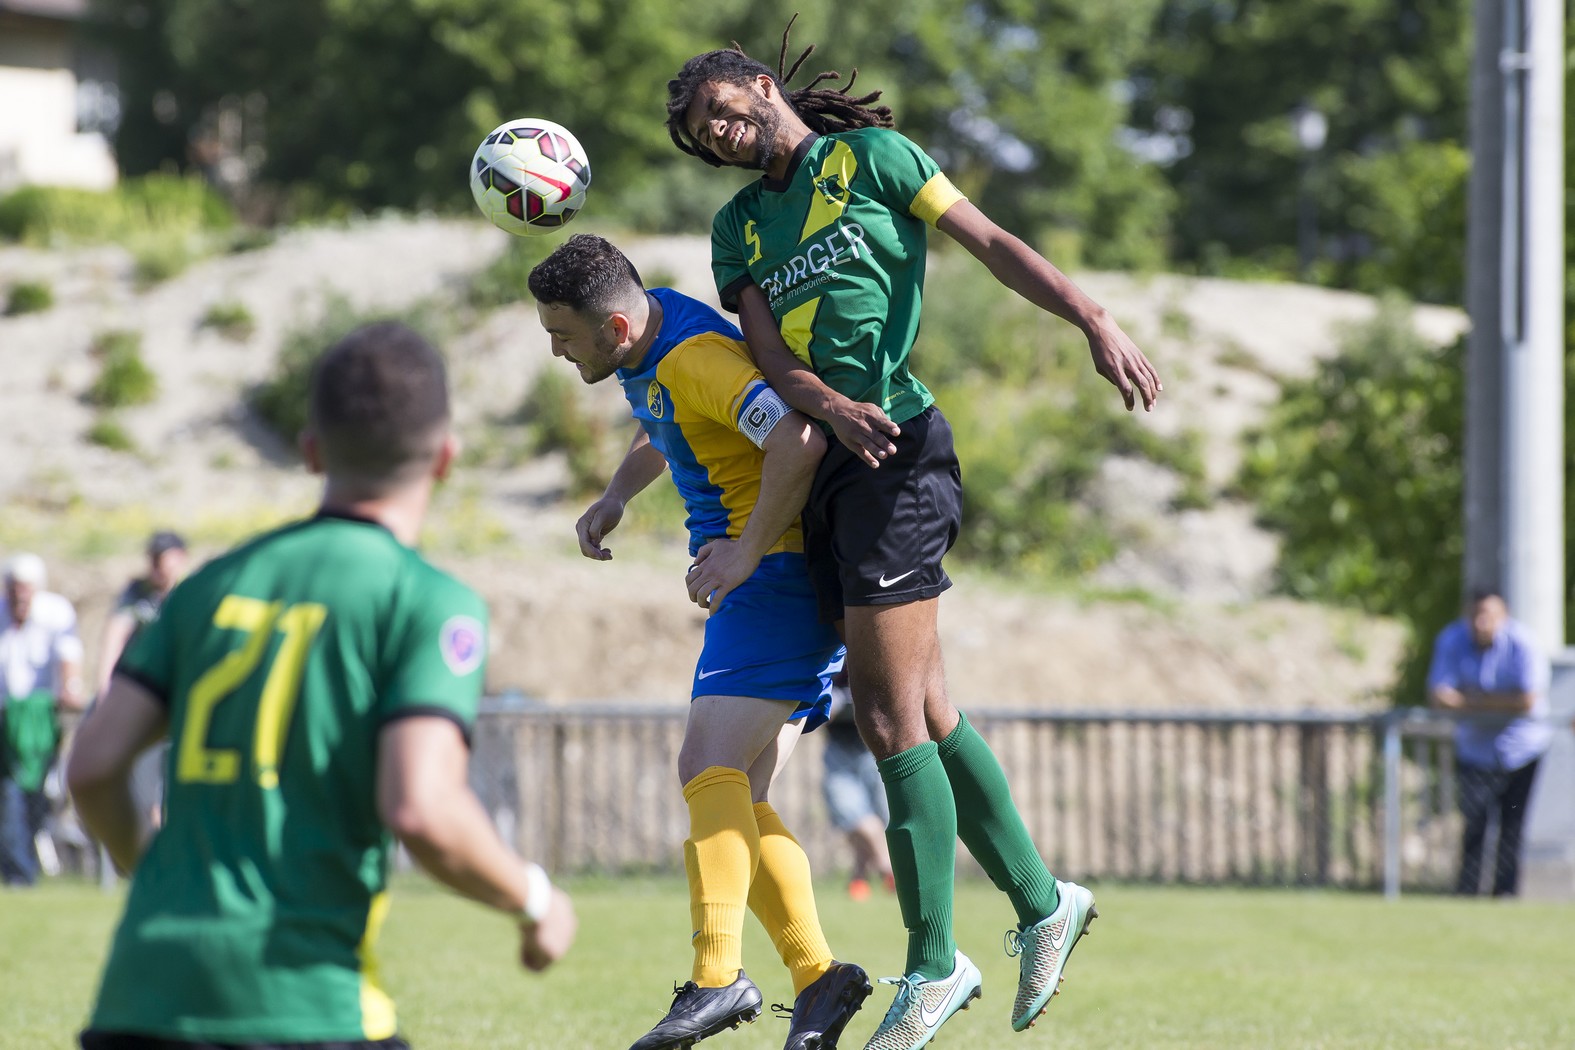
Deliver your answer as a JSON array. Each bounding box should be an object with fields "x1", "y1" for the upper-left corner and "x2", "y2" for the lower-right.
[{"x1": 516, "y1": 862, "x2": 554, "y2": 928}]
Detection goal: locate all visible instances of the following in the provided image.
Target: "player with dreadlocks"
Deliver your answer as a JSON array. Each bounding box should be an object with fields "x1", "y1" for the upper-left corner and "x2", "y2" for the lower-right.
[{"x1": 667, "y1": 18, "x2": 1161, "y2": 1050}]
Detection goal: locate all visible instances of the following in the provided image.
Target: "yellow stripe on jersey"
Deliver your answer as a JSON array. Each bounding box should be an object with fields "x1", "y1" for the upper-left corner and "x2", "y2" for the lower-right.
[
  {"x1": 779, "y1": 297, "x2": 821, "y2": 367},
  {"x1": 910, "y1": 171, "x2": 966, "y2": 227},
  {"x1": 656, "y1": 334, "x2": 804, "y2": 556},
  {"x1": 800, "y1": 140, "x2": 859, "y2": 242},
  {"x1": 358, "y1": 891, "x2": 397, "y2": 1039}
]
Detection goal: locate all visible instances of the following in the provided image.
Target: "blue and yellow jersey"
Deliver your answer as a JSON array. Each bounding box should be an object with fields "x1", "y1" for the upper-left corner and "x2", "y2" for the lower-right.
[{"x1": 618, "y1": 288, "x2": 799, "y2": 557}]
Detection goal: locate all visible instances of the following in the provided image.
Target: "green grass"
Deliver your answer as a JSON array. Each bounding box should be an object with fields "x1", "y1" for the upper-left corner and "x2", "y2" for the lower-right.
[{"x1": 4, "y1": 878, "x2": 1570, "y2": 1049}]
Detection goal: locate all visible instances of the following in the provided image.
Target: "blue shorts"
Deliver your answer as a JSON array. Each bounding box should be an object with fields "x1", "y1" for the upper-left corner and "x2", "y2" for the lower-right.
[{"x1": 691, "y1": 552, "x2": 845, "y2": 732}]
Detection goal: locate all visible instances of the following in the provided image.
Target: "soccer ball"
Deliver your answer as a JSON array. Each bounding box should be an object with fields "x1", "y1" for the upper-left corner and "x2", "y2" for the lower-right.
[{"x1": 469, "y1": 118, "x2": 591, "y2": 236}]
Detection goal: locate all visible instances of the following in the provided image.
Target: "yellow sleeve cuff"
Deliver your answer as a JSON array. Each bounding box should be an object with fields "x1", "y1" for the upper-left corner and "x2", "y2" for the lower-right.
[{"x1": 910, "y1": 172, "x2": 966, "y2": 227}]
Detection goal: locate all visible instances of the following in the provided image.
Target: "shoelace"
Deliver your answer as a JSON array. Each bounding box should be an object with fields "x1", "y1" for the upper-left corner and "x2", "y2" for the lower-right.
[
  {"x1": 875, "y1": 974, "x2": 921, "y2": 1027},
  {"x1": 1004, "y1": 927, "x2": 1028, "y2": 957},
  {"x1": 667, "y1": 980, "x2": 700, "y2": 1007},
  {"x1": 770, "y1": 1003, "x2": 794, "y2": 1022}
]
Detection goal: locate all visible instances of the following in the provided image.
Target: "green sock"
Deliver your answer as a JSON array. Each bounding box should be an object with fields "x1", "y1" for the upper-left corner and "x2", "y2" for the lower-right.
[
  {"x1": 878, "y1": 741, "x2": 957, "y2": 980},
  {"x1": 938, "y1": 711, "x2": 1059, "y2": 926}
]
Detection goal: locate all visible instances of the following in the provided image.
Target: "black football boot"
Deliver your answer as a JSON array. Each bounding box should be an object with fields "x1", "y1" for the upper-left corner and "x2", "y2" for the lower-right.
[
  {"x1": 775, "y1": 961, "x2": 873, "y2": 1050},
  {"x1": 628, "y1": 972, "x2": 764, "y2": 1050}
]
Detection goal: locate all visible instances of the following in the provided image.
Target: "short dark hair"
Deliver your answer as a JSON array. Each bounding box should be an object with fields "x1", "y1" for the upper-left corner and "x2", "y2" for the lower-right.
[
  {"x1": 665, "y1": 16, "x2": 894, "y2": 166},
  {"x1": 146, "y1": 530, "x2": 186, "y2": 557},
  {"x1": 308, "y1": 322, "x2": 449, "y2": 487},
  {"x1": 527, "y1": 233, "x2": 645, "y2": 316},
  {"x1": 1468, "y1": 586, "x2": 1505, "y2": 605}
]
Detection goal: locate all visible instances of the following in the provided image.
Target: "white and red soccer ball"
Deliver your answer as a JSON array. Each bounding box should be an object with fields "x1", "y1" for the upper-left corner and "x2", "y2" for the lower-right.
[{"x1": 469, "y1": 118, "x2": 590, "y2": 236}]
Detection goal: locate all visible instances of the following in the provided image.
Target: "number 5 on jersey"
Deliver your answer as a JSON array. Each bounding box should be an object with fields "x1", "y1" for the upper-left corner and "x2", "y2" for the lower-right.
[{"x1": 177, "y1": 595, "x2": 328, "y2": 788}]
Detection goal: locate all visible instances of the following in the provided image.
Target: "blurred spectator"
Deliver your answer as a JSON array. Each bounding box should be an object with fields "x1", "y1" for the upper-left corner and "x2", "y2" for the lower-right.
[
  {"x1": 95, "y1": 530, "x2": 189, "y2": 698},
  {"x1": 822, "y1": 672, "x2": 893, "y2": 900},
  {"x1": 95, "y1": 531, "x2": 189, "y2": 831},
  {"x1": 0, "y1": 553, "x2": 86, "y2": 885},
  {"x1": 1427, "y1": 588, "x2": 1551, "y2": 897}
]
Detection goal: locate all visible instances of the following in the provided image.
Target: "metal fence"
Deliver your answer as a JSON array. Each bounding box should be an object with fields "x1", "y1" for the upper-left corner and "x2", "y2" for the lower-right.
[{"x1": 469, "y1": 704, "x2": 1465, "y2": 894}]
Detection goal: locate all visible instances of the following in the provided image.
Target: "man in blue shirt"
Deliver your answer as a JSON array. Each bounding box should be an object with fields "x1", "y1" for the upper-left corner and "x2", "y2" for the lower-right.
[{"x1": 1427, "y1": 589, "x2": 1552, "y2": 896}]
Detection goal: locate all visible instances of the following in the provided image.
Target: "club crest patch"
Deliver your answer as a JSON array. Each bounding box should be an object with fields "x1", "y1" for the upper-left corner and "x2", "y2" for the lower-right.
[
  {"x1": 440, "y1": 615, "x2": 485, "y2": 675},
  {"x1": 647, "y1": 380, "x2": 665, "y2": 419}
]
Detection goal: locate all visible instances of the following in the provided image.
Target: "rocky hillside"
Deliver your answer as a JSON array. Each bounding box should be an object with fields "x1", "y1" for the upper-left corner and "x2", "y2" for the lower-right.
[{"x1": 0, "y1": 217, "x2": 1468, "y2": 710}]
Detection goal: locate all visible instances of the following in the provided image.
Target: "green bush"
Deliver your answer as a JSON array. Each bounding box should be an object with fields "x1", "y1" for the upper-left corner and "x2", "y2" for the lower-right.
[
  {"x1": 85, "y1": 331, "x2": 158, "y2": 408},
  {"x1": 251, "y1": 295, "x2": 446, "y2": 444},
  {"x1": 1239, "y1": 297, "x2": 1464, "y2": 703},
  {"x1": 199, "y1": 300, "x2": 256, "y2": 340},
  {"x1": 466, "y1": 236, "x2": 554, "y2": 310},
  {"x1": 0, "y1": 174, "x2": 233, "y2": 245},
  {"x1": 4, "y1": 280, "x2": 53, "y2": 315},
  {"x1": 916, "y1": 251, "x2": 1209, "y2": 579},
  {"x1": 516, "y1": 368, "x2": 612, "y2": 497},
  {"x1": 89, "y1": 328, "x2": 141, "y2": 359},
  {"x1": 86, "y1": 415, "x2": 137, "y2": 452},
  {"x1": 130, "y1": 236, "x2": 198, "y2": 287},
  {"x1": 225, "y1": 227, "x2": 277, "y2": 254}
]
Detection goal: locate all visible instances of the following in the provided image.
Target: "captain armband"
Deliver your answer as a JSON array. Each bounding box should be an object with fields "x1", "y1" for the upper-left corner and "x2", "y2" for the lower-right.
[{"x1": 738, "y1": 387, "x2": 792, "y2": 448}]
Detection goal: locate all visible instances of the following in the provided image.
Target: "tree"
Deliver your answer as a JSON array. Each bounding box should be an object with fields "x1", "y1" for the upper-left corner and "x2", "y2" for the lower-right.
[
  {"x1": 1131, "y1": 0, "x2": 1472, "y2": 301},
  {"x1": 1240, "y1": 302, "x2": 1465, "y2": 701},
  {"x1": 100, "y1": 0, "x2": 1176, "y2": 260}
]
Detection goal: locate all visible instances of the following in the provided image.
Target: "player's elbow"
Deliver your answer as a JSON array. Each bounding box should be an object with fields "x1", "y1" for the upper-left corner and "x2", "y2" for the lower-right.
[
  {"x1": 65, "y1": 738, "x2": 120, "y2": 798},
  {"x1": 776, "y1": 415, "x2": 826, "y2": 465},
  {"x1": 381, "y1": 792, "x2": 429, "y2": 842},
  {"x1": 380, "y1": 789, "x2": 455, "y2": 852},
  {"x1": 802, "y1": 423, "x2": 828, "y2": 459}
]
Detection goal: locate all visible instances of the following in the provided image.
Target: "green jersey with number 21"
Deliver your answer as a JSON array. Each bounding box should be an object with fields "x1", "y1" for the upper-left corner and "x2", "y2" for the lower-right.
[{"x1": 91, "y1": 512, "x2": 488, "y2": 1044}]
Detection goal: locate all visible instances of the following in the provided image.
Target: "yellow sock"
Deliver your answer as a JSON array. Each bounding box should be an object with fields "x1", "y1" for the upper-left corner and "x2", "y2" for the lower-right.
[
  {"x1": 683, "y1": 766, "x2": 758, "y2": 987},
  {"x1": 749, "y1": 801, "x2": 833, "y2": 995}
]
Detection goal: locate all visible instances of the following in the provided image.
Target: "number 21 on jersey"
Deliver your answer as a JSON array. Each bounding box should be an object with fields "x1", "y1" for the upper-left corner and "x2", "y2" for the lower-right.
[{"x1": 177, "y1": 595, "x2": 327, "y2": 788}]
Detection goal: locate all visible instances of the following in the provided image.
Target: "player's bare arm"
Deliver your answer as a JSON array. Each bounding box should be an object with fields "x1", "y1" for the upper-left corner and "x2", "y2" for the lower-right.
[
  {"x1": 66, "y1": 674, "x2": 169, "y2": 872},
  {"x1": 576, "y1": 427, "x2": 667, "y2": 561},
  {"x1": 686, "y1": 410, "x2": 825, "y2": 613},
  {"x1": 936, "y1": 199, "x2": 1162, "y2": 412},
  {"x1": 737, "y1": 283, "x2": 900, "y2": 468},
  {"x1": 95, "y1": 609, "x2": 137, "y2": 699},
  {"x1": 377, "y1": 717, "x2": 577, "y2": 971}
]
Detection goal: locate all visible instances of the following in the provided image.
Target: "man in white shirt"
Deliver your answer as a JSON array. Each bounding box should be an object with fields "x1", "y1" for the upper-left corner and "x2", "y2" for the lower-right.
[{"x1": 0, "y1": 553, "x2": 86, "y2": 885}]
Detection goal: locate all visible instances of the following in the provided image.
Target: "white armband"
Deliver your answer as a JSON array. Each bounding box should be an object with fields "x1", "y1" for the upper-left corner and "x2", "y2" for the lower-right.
[{"x1": 738, "y1": 387, "x2": 791, "y2": 448}]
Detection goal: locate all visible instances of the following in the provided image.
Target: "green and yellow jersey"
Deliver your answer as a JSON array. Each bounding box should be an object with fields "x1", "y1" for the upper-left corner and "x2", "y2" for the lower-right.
[
  {"x1": 711, "y1": 128, "x2": 966, "y2": 427},
  {"x1": 90, "y1": 511, "x2": 489, "y2": 1044}
]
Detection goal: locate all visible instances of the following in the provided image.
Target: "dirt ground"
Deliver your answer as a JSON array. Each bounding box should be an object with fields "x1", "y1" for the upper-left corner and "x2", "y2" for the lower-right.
[{"x1": 1, "y1": 217, "x2": 1461, "y2": 711}]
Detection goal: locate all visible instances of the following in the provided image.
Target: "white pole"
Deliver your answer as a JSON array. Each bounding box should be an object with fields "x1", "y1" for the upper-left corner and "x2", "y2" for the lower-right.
[{"x1": 1503, "y1": 0, "x2": 1565, "y2": 651}]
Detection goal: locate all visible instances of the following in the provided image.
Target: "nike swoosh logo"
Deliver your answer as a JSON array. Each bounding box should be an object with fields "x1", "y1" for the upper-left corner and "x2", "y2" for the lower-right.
[
  {"x1": 878, "y1": 570, "x2": 918, "y2": 588},
  {"x1": 918, "y1": 989, "x2": 951, "y2": 1029},
  {"x1": 1047, "y1": 917, "x2": 1069, "y2": 953},
  {"x1": 697, "y1": 668, "x2": 733, "y2": 680}
]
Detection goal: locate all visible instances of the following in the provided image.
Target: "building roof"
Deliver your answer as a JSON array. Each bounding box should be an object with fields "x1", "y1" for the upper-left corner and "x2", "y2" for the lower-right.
[{"x1": 0, "y1": 0, "x2": 88, "y2": 21}]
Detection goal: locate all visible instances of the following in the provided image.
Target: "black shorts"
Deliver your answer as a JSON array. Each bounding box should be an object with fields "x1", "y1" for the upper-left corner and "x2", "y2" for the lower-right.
[
  {"x1": 804, "y1": 404, "x2": 962, "y2": 621},
  {"x1": 81, "y1": 1033, "x2": 411, "y2": 1050}
]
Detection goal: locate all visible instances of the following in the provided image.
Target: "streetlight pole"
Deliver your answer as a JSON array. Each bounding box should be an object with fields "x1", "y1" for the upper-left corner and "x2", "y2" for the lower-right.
[{"x1": 1292, "y1": 104, "x2": 1328, "y2": 281}]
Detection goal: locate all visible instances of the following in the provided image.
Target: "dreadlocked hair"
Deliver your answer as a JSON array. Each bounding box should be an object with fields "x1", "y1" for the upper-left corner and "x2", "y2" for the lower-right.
[{"x1": 665, "y1": 13, "x2": 895, "y2": 166}]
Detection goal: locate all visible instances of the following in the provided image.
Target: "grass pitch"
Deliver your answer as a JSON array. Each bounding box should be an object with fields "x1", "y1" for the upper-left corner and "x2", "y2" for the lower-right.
[{"x1": 3, "y1": 876, "x2": 1570, "y2": 1049}]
